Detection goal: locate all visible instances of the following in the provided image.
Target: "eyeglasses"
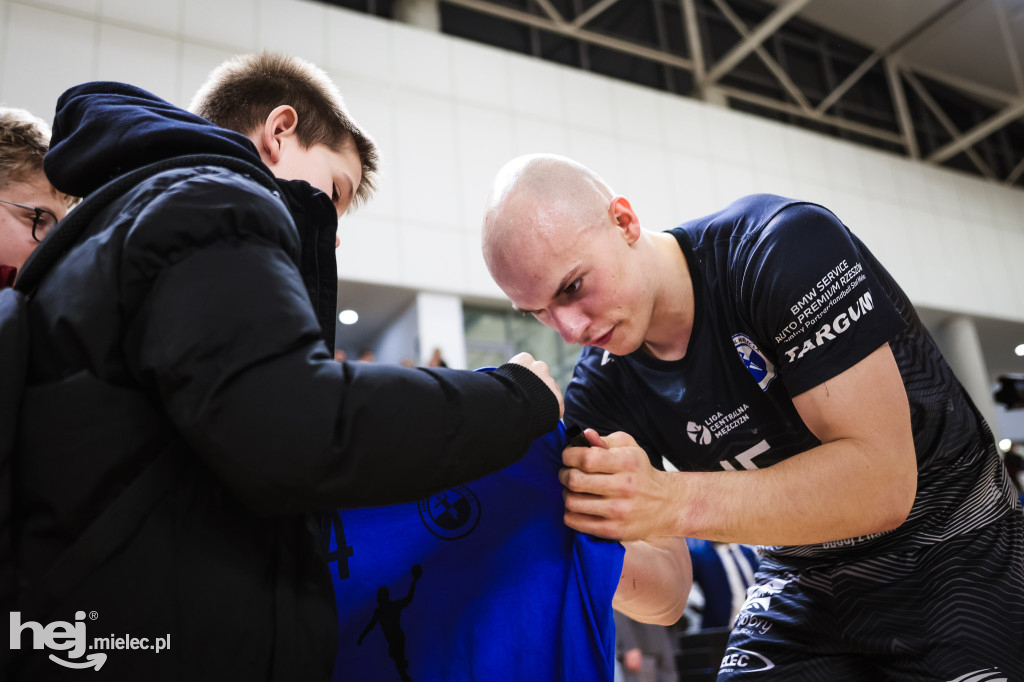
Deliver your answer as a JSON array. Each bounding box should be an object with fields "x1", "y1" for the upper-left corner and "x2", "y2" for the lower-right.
[{"x1": 0, "y1": 198, "x2": 60, "y2": 242}]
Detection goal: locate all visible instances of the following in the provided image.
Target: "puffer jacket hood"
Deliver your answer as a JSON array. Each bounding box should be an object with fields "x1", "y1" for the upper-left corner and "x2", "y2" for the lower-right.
[
  {"x1": 42, "y1": 80, "x2": 340, "y2": 347},
  {"x1": 45, "y1": 81, "x2": 266, "y2": 198}
]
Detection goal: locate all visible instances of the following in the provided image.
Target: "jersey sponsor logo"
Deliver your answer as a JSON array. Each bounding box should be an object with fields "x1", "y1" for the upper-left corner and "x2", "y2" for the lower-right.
[
  {"x1": 417, "y1": 486, "x2": 482, "y2": 540},
  {"x1": 732, "y1": 334, "x2": 776, "y2": 391},
  {"x1": 686, "y1": 421, "x2": 712, "y2": 445},
  {"x1": 782, "y1": 291, "x2": 875, "y2": 363},
  {"x1": 600, "y1": 350, "x2": 614, "y2": 366},
  {"x1": 739, "y1": 578, "x2": 788, "y2": 613},
  {"x1": 719, "y1": 647, "x2": 775, "y2": 673},
  {"x1": 690, "y1": 404, "x2": 752, "y2": 448},
  {"x1": 732, "y1": 577, "x2": 787, "y2": 639}
]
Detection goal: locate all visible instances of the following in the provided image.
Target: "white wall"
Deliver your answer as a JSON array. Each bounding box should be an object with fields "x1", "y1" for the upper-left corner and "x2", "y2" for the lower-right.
[
  {"x1": 415, "y1": 291, "x2": 466, "y2": 369},
  {"x1": 2, "y1": 0, "x2": 1023, "y2": 323}
]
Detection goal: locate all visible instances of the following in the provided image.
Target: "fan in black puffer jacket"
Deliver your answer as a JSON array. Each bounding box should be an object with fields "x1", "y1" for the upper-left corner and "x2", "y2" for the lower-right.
[{"x1": 6, "y1": 81, "x2": 558, "y2": 681}]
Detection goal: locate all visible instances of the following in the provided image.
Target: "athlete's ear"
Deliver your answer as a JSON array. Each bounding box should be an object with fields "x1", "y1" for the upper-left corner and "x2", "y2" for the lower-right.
[
  {"x1": 252, "y1": 105, "x2": 300, "y2": 165},
  {"x1": 609, "y1": 196, "x2": 641, "y2": 245}
]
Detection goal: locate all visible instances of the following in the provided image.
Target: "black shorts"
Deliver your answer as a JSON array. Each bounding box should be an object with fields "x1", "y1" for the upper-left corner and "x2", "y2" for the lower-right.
[{"x1": 719, "y1": 509, "x2": 1024, "y2": 681}]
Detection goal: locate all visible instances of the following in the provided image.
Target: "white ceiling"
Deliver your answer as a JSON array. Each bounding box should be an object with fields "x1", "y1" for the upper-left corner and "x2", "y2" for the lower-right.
[{"x1": 760, "y1": 0, "x2": 1024, "y2": 100}]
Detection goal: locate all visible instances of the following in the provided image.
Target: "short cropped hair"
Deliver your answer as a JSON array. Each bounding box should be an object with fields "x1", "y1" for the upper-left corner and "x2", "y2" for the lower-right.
[
  {"x1": 0, "y1": 107, "x2": 76, "y2": 208},
  {"x1": 189, "y1": 52, "x2": 379, "y2": 209},
  {"x1": 1, "y1": 107, "x2": 50, "y2": 186}
]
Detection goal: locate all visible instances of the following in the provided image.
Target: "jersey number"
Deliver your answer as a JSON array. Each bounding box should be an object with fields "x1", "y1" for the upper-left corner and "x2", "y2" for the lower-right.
[{"x1": 719, "y1": 440, "x2": 770, "y2": 471}]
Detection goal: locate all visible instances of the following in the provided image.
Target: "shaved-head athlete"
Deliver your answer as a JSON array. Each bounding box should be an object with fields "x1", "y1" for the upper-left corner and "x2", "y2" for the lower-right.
[{"x1": 482, "y1": 153, "x2": 1024, "y2": 681}]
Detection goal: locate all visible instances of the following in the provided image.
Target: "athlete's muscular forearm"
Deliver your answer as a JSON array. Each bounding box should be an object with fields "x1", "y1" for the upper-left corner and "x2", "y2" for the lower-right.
[
  {"x1": 667, "y1": 436, "x2": 916, "y2": 545},
  {"x1": 612, "y1": 537, "x2": 691, "y2": 626},
  {"x1": 561, "y1": 344, "x2": 917, "y2": 546}
]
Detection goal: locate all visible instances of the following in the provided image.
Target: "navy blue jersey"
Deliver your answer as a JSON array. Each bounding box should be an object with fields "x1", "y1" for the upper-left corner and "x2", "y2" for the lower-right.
[
  {"x1": 565, "y1": 194, "x2": 1017, "y2": 561},
  {"x1": 328, "y1": 423, "x2": 624, "y2": 681}
]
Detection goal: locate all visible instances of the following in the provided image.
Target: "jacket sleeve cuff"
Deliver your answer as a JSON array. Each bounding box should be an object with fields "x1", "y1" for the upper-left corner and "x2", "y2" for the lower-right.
[{"x1": 493, "y1": 362, "x2": 560, "y2": 438}]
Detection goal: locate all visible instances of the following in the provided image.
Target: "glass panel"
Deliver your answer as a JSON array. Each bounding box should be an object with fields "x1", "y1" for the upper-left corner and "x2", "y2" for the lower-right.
[{"x1": 464, "y1": 305, "x2": 580, "y2": 389}]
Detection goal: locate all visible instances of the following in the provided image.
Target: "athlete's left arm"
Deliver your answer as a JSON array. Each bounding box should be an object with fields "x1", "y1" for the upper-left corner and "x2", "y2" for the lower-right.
[
  {"x1": 613, "y1": 536, "x2": 692, "y2": 626},
  {"x1": 787, "y1": 341, "x2": 917, "y2": 538}
]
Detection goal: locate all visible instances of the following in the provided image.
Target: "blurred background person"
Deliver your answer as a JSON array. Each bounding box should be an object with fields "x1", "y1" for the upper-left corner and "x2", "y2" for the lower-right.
[
  {"x1": 613, "y1": 610, "x2": 678, "y2": 682},
  {"x1": 427, "y1": 347, "x2": 448, "y2": 367}
]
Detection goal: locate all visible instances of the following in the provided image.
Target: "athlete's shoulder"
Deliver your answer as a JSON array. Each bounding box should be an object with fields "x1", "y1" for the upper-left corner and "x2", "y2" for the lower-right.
[{"x1": 668, "y1": 194, "x2": 808, "y2": 248}]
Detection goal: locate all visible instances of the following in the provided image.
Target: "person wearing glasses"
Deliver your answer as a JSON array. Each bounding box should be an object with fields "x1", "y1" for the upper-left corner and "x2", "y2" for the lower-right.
[{"x1": 0, "y1": 107, "x2": 74, "y2": 287}]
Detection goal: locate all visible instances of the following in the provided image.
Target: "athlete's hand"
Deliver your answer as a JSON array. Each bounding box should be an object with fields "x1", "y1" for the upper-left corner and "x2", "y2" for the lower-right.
[
  {"x1": 506, "y1": 352, "x2": 564, "y2": 418},
  {"x1": 559, "y1": 429, "x2": 672, "y2": 541}
]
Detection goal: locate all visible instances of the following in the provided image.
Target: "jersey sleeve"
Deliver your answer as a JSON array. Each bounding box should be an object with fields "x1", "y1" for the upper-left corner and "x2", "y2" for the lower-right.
[{"x1": 738, "y1": 203, "x2": 907, "y2": 397}]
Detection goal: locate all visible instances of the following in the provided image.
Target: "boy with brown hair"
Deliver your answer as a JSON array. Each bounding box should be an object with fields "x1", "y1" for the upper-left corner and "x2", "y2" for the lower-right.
[
  {"x1": 0, "y1": 107, "x2": 75, "y2": 286},
  {"x1": 6, "y1": 54, "x2": 560, "y2": 681}
]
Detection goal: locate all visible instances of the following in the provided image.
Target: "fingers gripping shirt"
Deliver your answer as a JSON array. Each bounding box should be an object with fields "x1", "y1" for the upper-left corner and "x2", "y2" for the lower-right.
[{"x1": 564, "y1": 194, "x2": 1015, "y2": 561}]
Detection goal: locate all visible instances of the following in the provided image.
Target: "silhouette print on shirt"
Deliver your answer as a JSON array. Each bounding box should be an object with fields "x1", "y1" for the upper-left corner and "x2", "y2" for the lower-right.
[{"x1": 358, "y1": 564, "x2": 423, "y2": 681}]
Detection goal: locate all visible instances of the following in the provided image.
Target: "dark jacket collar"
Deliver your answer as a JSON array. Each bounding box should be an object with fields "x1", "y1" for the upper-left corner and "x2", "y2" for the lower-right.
[{"x1": 275, "y1": 179, "x2": 339, "y2": 350}]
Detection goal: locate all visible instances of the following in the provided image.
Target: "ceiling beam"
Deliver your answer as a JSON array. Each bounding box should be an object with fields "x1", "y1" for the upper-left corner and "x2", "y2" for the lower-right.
[
  {"x1": 532, "y1": 0, "x2": 565, "y2": 25},
  {"x1": 814, "y1": 0, "x2": 971, "y2": 115},
  {"x1": 911, "y1": 62, "x2": 1016, "y2": 105},
  {"x1": 680, "y1": 0, "x2": 705, "y2": 90},
  {"x1": 704, "y1": 0, "x2": 816, "y2": 86},
  {"x1": 715, "y1": 85, "x2": 906, "y2": 144},
  {"x1": 885, "y1": 57, "x2": 919, "y2": 159},
  {"x1": 926, "y1": 98, "x2": 1024, "y2": 163},
  {"x1": 710, "y1": 0, "x2": 811, "y2": 111},
  {"x1": 570, "y1": 0, "x2": 620, "y2": 29},
  {"x1": 441, "y1": 0, "x2": 694, "y2": 70},
  {"x1": 902, "y1": 68, "x2": 996, "y2": 179},
  {"x1": 992, "y1": 0, "x2": 1024, "y2": 95}
]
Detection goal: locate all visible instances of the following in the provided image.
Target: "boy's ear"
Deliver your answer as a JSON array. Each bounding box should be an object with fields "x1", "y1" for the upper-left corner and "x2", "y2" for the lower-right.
[{"x1": 255, "y1": 105, "x2": 300, "y2": 164}]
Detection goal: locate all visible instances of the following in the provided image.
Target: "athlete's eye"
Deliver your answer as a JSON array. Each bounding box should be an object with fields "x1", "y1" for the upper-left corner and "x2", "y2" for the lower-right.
[{"x1": 564, "y1": 278, "x2": 582, "y2": 295}]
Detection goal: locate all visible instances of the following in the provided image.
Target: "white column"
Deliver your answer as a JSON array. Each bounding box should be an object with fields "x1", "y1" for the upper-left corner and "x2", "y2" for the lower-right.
[
  {"x1": 416, "y1": 292, "x2": 466, "y2": 369},
  {"x1": 933, "y1": 315, "x2": 1001, "y2": 442}
]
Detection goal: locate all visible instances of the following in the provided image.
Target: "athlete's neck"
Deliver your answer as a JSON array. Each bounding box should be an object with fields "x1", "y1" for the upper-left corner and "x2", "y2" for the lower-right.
[{"x1": 640, "y1": 232, "x2": 694, "y2": 362}]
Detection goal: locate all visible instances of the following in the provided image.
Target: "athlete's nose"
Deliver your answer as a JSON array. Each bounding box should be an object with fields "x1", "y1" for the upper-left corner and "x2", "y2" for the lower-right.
[{"x1": 550, "y1": 307, "x2": 588, "y2": 345}]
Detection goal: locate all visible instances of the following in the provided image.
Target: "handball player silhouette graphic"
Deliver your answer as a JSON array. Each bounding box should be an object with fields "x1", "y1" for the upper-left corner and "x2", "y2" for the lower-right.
[{"x1": 358, "y1": 564, "x2": 423, "y2": 681}]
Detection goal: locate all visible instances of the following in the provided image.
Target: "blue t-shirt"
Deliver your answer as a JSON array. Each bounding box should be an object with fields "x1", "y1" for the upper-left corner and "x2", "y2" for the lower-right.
[
  {"x1": 566, "y1": 194, "x2": 1016, "y2": 562},
  {"x1": 328, "y1": 423, "x2": 625, "y2": 681}
]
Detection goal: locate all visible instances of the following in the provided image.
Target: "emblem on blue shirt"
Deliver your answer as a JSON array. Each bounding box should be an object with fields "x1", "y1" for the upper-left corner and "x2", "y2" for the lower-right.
[
  {"x1": 418, "y1": 486, "x2": 482, "y2": 540},
  {"x1": 732, "y1": 334, "x2": 776, "y2": 391}
]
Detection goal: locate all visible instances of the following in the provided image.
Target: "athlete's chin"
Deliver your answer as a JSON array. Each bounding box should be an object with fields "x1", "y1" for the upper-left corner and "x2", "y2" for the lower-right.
[{"x1": 590, "y1": 328, "x2": 640, "y2": 356}]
